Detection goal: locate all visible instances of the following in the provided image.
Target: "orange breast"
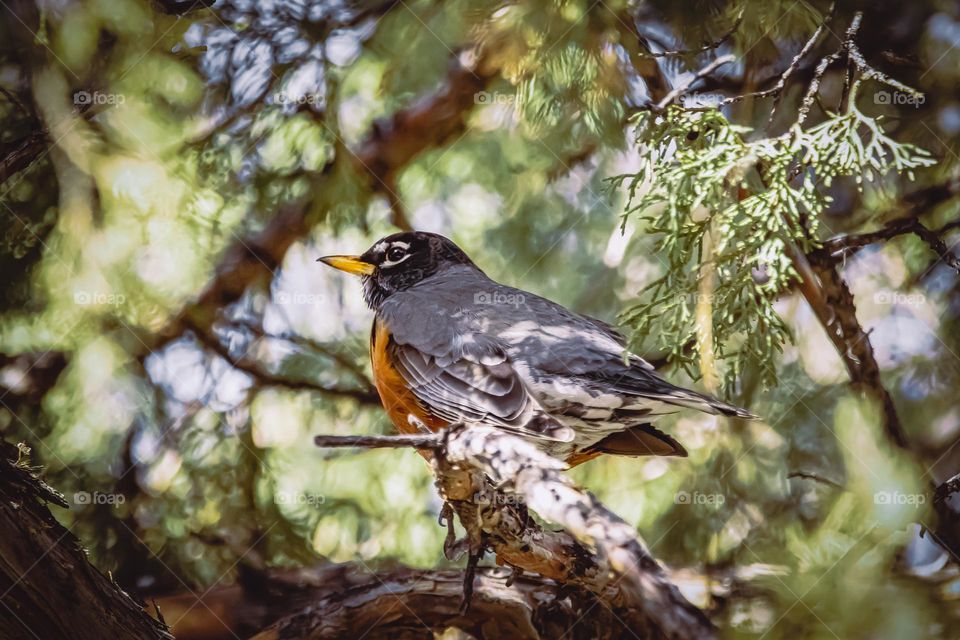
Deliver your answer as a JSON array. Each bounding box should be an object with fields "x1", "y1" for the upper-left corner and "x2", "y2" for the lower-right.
[{"x1": 370, "y1": 319, "x2": 448, "y2": 436}]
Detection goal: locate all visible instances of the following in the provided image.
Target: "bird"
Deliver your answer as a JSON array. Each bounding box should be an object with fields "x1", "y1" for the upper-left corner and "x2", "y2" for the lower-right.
[{"x1": 318, "y1": 231, "x2": 754, "y2": 467}]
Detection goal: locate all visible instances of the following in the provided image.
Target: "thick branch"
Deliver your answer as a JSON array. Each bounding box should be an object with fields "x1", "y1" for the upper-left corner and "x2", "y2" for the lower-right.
[
  {"x1": 315, "y1": 425, "x2": 716, "y2": 639},
  {"x1": 252, "y1": 566, "x2": 607, "y2": 640},
  {"x1": 0, "y1": 440, "x2": 172, "y2": 640}
]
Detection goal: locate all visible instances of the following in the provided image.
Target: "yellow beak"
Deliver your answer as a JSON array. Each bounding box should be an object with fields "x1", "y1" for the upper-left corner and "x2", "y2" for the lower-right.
[{"x1": 317, "y1": 255, "x2": 375, "y2": 276}]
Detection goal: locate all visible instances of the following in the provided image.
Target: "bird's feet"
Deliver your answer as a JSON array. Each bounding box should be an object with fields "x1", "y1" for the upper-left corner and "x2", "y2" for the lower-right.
[{"x1": 438, "y1": 502, "x2": 468, "y2": 561}]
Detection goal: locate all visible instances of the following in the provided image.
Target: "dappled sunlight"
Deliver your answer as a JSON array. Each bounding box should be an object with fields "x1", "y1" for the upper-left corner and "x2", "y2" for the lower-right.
[{"x1": 0, "y1": 1, "x2": 959, "y2": 638}]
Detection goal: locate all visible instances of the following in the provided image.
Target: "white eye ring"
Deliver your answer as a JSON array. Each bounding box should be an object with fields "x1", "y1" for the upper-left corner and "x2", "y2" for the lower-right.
[{"x1": 381, "y1": 247, "x2": 411, "y2": 267}]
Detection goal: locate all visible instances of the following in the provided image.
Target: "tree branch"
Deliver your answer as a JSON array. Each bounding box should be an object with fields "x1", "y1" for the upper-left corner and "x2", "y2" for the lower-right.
[
  {"x1": 0, "y1": 440, "x2": 172, "y2": 639},
  {"x1": 155, "y1": 54, "x2": 491, "y2": 350},
  {"x1": 314, "y1": 424, "x2": 716, "y2": 639},
  {"x1": 651, "y1": 55, "x2": 737, "y2": 112},
  {"x1": 187, "y1": 319, "x2": 380, "y2": 405},
  {"x1": 812, "y1": 177, "x2": 960, "y2": 267},
  {"x1": 819, "y1": 216, "x2": 960, "y2": 270},
  {"x1": 795, "y1": 245, "x2": 911, "y2": 449},
  {"x1": 252, "y1": 567, "x2": 600, "y2": 640},
  {"x1": 720, "y1": 2, "x2": 835, "y2": 125},
  {"x1": 636, "y1": 12, "x2": 743, "y2": 59}
]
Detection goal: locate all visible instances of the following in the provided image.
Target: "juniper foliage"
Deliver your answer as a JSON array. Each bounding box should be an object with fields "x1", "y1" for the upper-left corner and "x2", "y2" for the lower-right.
[{"x1": 613, "y1": 79, "x2": 935, "y2": 392}]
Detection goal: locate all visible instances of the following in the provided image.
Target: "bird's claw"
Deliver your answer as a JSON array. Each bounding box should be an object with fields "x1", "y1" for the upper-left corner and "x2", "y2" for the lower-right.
[{"x1": 439, "y1": 502, "x2": 468, "y2": 561}]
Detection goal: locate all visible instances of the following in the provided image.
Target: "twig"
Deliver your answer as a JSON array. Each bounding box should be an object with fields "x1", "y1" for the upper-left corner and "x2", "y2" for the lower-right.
[
  {"x1": 652, "y1": 54, "x2": 737, "y2": 111},
  {"x1": 797, "y1": 49, "x2": 843, "y2": 125},
  {"x1": 797, "y1": 12, "x2": 863, "y2": 124},
  {"x1": 638, "y1": 12, "x2": 743, "y2": 58},
  {"x1": 230, "y1": 319, "x2": 377, "y2": 397},
  {"x1": 797, "y1": 11, "x2": 926, "y2": 125},
  {"x1": 313, "y1": 433, "x2": 440, "y2": 449},
  {"x1": 188, "y1": 320, "x2": 381, "y2": 404},
  {"x1": 812, "y1": 178, "x2": 960, "y2": 268},
  {"x1": 720, "y1": 2, "x2": 835, "y2": 124}
]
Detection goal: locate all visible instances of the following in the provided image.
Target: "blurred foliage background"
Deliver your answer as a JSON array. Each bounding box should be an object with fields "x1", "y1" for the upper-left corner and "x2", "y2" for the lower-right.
[{"x1": 1, "y1": 0, "x2": 960, "y2": 637}]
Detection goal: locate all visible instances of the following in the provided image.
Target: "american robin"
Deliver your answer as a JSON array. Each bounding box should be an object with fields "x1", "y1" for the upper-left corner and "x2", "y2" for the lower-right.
[{"x1": 319, "y1": 231, "x2": 754, "y2": 467}]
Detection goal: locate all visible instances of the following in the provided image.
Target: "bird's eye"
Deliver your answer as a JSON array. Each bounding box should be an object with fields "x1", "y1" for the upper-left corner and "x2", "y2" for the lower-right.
[{"x1": 386, "y1": 247, "x2": 406, "y2": 262}]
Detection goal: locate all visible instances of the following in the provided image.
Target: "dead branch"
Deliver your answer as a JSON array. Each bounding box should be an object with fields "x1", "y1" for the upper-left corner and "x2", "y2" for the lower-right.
[{"x1": 315, "y1": 424, "x2": 716, "y2": 639}]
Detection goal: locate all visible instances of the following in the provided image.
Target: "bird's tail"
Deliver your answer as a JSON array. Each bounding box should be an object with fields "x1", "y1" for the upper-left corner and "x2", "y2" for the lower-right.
[{"x1": 655, "y1": 388, "x2": 758, "y2": 420}]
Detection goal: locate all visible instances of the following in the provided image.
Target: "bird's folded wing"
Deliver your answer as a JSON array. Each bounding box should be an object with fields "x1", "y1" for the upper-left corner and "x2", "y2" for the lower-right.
[{"x1": 388, "y1": 335, "x2": 574, "y2": 442}]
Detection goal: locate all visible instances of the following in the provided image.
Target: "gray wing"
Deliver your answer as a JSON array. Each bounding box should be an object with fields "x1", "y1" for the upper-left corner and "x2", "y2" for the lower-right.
[
  {"x1": 499, "y1": 293, "x2": 755, "y2": 419},
  {"x1": 380, "y1": 290, "x2": 574, "y2": 441}
]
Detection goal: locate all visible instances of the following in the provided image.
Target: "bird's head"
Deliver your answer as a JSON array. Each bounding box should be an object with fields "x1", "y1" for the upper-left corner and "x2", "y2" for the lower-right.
[{"x1": 318, "y1": 231, "x2": 476, "y2": 308}]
